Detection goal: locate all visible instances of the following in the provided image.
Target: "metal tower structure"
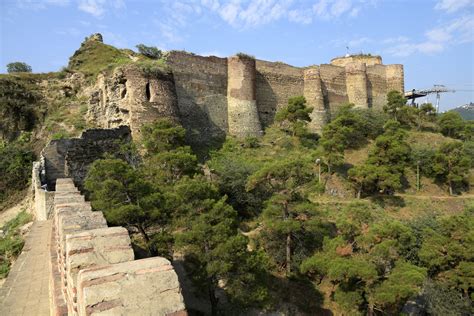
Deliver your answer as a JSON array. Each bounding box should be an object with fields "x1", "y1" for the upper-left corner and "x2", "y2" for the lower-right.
[{"x1": 405, "y1": 85, "x2": 455, "y2": 112}]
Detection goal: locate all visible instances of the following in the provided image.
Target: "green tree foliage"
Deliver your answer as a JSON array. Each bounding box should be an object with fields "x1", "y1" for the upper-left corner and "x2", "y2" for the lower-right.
[
  {"x1": 176, "y1": 197, "x2": 267, "y2": 315},
  {"x1": 140, "y1": 119, "x2": 199, "y2": 184},
  {"x1": 84, "y1": 159, "x2": 168, "y2": 255},
  {"x1": 246, "y1": 157, "x2": 321, "y2": 275},
  {"x1": 438, "y1": 111, "x2": 465, "y2": 139},
  {"x1": 383, "y1": 90, "x2": 407, "y2": 122},
  {"x1": 208, "y1": 148, "x2": 264, "y2": 217},
  {"x1": 415, "y1": 103, "x2": 437, "y2": 130},
  {"x1": 0, "y1": 211, "x2": 32, "y2": 278},
  {"x1": 418, "y1": 211, "x2": 473, "y2": 299},
  {"x1": 423, "y1": 280, "x2": 474, "y2": 316},
  {"x1": 141, "y1": 119, "x2": 187, "y2": 154},
  {"x1": 0, "y1": 77, "x2": 38, "y2": 141},
  {"x1": 6, "y1": 62, "x2": 32, "y2": 73},
  {"x1": 135, "y1": 44, "x2": 163, "y2": 59},
  {"x1": 0, "y1": 139, "x2": 35, "y2": 204},
  {"x1": 301, "y1": 218, "x2": 426, "y2": 315},
  {"x1": 320, "y1": 104, "x2": 386, "y2": 173},
  {"x1": 348, "y1": 120, "x2": 411, "y2": 196},
  {"x1": 275, "y1": 96, "x2": 314, "y2": 139},
  {"x1": 432, "y1": 142, "x2": 471, "y2": 194}
]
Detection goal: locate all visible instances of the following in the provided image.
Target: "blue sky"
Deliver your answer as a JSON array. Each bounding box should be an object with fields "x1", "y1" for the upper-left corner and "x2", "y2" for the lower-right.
[{"x1": 1, "y1": 0, "x2": 473, "y2": 111}]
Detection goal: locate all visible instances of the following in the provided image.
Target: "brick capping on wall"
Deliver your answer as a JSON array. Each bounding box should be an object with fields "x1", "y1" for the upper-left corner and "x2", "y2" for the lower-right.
[{"x1": 44, "y1": 178, "x2": 187, "y2": 316}]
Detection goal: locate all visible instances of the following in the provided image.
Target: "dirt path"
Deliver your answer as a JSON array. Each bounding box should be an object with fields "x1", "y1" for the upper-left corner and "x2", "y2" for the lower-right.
[
  {"x1": 396, "y1": 193, "x2": 474, "y2": 200},
  {"x1": 0, "y1": 192, "x2": 32, "y2": 228}
]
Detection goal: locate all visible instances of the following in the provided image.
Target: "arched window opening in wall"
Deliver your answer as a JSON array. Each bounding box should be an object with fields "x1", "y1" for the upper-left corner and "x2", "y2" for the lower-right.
[{"x1": 145, "y1": 82, "x2": 151, "y2": 101}]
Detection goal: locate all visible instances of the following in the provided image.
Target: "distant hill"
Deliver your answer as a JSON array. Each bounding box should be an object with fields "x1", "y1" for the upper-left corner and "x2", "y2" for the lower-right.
[{"x1": 451, "y1": 102, "x2": 474, "y2": 120}]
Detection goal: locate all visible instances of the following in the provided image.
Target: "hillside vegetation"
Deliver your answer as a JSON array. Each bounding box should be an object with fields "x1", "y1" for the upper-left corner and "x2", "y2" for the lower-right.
[
  {"x1": 82, "y1": 94, "x2": 473, "y2": 315},
  {"x1": 0, "y1": 36, "x2": 473, "y2": 315}
]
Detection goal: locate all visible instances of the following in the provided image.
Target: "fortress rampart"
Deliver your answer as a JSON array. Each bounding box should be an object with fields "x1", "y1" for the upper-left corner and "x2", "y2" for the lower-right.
[
  {"x1": 31, "y1": 126, "x2": 187, "y2": 315},
  {"x1": 89, "y1": 53, "x2": 404, "y2": 142},
  {"x1": 46, "y1": 178, "x2": 186, "y2": 315}
]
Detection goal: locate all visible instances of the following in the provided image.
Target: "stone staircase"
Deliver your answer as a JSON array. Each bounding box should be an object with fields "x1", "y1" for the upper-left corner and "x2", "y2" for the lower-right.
[{"x1": 50, "y1": 178, "x2": 187, "y2": 316}]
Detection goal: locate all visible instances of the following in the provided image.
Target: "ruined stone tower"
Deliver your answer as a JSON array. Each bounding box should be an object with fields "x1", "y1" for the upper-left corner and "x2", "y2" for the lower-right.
[
  {"x1": 304, "y1": 67, "x2": 326, "y2": 133},
  {"x1": 227, "y1": 55, "x2": 262, "y2": 138}
]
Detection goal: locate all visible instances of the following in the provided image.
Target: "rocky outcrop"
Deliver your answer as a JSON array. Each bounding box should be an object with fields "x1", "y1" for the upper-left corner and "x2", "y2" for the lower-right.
[{"x1": 87, "y1": 65, "x2": 180, "y2": 139}]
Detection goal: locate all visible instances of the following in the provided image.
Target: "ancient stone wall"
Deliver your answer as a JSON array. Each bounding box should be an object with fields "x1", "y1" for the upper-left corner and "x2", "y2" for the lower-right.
[
  {"x1": 32, "y1": 159, "x2": 54, "y2": 221},
  {"x1": 319, "y1": 64, "x2": 350, "y2": 117},
  {"x1": 48, "y1": 178, "x2": 187, "y2": 316},
  {"x1": 345, "y1": 62, "x2": 369, "y2": 108},
  {"x1": 88, "y1": 65, "x2": 179, "y2": 139},
  {"x1": 385, "y1": 64, "x2": 404, "y2": 94},
  {"x1": 255, "y1": 60, "x2": 304, "y2": 127},
  {"x1": 331, "y1": 55, "x2": 382, "y2": 67},
  {"x1": 41, "y1": 126, "x2": 131, "y2": 190},
  {"x1": 167, "y1": 51, "x2": 229, "y2": 147},
  {"x1": 366, "y1": 64, "x2": 388, "y2": 109},
  {"x1": 227, "y1": 56, "x2": 262, "y2": 138},
  {"x1": 304, "y1": 67, "x2": 327, "y2": 133},
  {"x1": 88, "y1": 53, "x2": 404, "y2": 140}
]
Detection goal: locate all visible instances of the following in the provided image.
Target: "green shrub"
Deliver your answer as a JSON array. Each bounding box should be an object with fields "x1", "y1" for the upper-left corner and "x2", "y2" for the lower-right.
[{"x1": 0, "y1": 210, "x2": 32, "y2": 279}]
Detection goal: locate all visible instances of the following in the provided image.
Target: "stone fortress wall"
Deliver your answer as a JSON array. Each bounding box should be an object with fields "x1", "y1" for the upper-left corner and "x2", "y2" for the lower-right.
[
  {"x1": 32, "y1": 129, "x2": 187, "y2": 315},
  {"x1": 88, "y1": 52, "x2": 404, "y2": 143},
  {"x1": 47, "y1": 178, "x2": 186, "y2": 316}
]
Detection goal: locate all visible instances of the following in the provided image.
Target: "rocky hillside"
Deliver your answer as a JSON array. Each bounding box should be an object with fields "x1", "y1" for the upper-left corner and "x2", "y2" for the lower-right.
[{"x1": 451, "y1": 102, "x2": 474, "y2": 120}]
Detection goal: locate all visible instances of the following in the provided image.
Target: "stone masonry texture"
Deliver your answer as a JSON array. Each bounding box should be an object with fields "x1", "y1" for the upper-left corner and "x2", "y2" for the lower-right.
[
  {"x1": 87, "y1": 52, "x2": 404, "y2": 142},
  {"x1": 46, "y1": 178, "x2": 187, "y2": 315}
]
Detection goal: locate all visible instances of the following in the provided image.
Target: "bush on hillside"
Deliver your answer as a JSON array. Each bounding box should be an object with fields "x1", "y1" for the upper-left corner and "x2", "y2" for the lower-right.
[
  {"x1": 6, "y1": 62, "x2": 32, "y2": 73},
  {"x1": 136, "y1": 44, "x2": 163, "y2": 59}
]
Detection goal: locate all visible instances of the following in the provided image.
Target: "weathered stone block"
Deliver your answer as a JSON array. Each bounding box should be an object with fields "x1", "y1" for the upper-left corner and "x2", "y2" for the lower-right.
[
  {"x1": 55, "y1": 194, "x2": 85, "y2": 205},
  {"x1": 65, "y1": 227, "x2": 134, "y2": 312},
  {"x1": 56, "y1": 178, "x2": 75, "y2": 186},
  {"x1": 57, "y1": 211, "x2": 108, "y2": 264},
  {"x1": 77, "y1": 257, "x2": 186, "y2": 316}
]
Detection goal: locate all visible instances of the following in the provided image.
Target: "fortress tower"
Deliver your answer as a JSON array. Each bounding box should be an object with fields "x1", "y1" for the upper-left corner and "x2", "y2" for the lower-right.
[
  {"x1": 345, "y1": 62, "x2": 369, "y2": 109},
  {"x1": 227, "y1": 55, "x2": 262, "y2": 138},
  {"x1": 304, "y1": 67, "x2": 327, "y2": 133},
  {"x1": 386, "y1": 64, "x2": 404, "y2": 93}
]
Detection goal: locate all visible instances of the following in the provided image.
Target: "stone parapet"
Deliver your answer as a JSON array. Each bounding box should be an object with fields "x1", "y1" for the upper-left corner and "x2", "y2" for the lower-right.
[
  {"x1": 47, "y1": 178, "x2": 187, "y2": 315},
  {"x1": 77, "y1": 257, "x2": 186, "y2": 316}
]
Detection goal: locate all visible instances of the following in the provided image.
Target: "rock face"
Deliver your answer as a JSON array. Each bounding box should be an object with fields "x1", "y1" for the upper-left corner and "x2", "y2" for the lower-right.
[{"x1": 88, "y1": 65, "x2": 180, "y2": 139}]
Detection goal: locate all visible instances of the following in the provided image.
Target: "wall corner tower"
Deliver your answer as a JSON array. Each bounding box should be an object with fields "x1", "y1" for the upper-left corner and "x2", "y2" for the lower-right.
[
  {"x1": 303, "y1": 67, "x2": 326, "y2": 133},
  {"x1": 227, "y1": 55, "x2": 262, "y2": 138}
]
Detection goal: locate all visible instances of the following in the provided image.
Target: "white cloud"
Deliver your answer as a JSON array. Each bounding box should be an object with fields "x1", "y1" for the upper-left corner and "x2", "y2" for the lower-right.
[
  {"x1": 78, "y1": 0, "x2": 106, "y2": 17},
  {"x1": 435, "y1": 0, "x2": 473, "y2": 13},
  {"x1": 288, "y1": 9, "x2": 313, "y2": 24},
  {"x1": 77, "y1": 0, "x2": 126, "y2": 17},
  {"x1": 385, "y1": 14, "x2": 474, "y2": 57}
]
